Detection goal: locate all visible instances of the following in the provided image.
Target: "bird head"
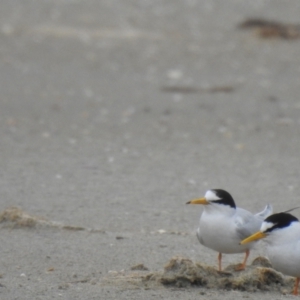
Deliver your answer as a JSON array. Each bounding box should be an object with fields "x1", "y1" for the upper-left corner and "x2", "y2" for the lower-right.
[
  {"x1": 240, "y1": 212, "x2": 299, "y2": 245},
  {"x1": 186, "y1": 189, "x2": 236, "y2": 209}
]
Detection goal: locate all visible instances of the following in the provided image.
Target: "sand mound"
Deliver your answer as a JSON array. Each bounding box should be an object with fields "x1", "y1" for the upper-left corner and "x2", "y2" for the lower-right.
[
  {"x1": 0, "y1": 206, "x2": 104, "y2": 232},
  {"x1": 148, "y1": 256, "x2": 288, "y2": 292},
  {"x1": 0, "y1": 206, "x2": 45, "y2": 228},
  {"x1": 104, "y1": 256, "x2": 294, "y2": 293}
]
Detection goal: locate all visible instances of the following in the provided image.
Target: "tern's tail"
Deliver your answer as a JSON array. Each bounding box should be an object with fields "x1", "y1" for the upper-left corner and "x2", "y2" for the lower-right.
[{"x1": 255, "y1": 203, "x2": 273, "y2": 219}]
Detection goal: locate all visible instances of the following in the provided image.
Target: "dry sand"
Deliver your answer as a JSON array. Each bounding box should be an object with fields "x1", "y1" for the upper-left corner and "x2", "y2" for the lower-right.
[{"x1": 1, "y1": 1, "x2": 300, "y2": 299}]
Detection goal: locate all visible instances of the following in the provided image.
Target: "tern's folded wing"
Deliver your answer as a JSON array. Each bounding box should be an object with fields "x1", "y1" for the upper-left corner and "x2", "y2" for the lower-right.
[{"x1": 235, "y1": 207, "x2": 263, "y2": 240}]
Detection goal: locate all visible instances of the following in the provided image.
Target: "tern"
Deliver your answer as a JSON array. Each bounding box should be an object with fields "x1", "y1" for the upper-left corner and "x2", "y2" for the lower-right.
[
  {"x1": 241, "y1": 212, "x2": 300, "y2": 295},
  {"x1": 187, "y1": 189, "x2": 272, "y2": 271}
]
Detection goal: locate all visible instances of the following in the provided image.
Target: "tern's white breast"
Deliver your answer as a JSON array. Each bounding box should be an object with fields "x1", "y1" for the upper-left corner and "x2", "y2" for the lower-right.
[
  {"x1": 198, "y1": 207, "x2": 255, "y2": 254},
  {"x1": 266, "y1": 223, "x2": 300, "y2": 277}
]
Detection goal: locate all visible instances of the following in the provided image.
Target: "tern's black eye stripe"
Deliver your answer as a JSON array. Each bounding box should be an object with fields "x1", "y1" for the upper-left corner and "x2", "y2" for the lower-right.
[
  {"x1": 211, "y1": 199, "x2": 236, "y2": 209},
  {"x1": 265, "y1": 223, "x2": 278, "y2": 233}
]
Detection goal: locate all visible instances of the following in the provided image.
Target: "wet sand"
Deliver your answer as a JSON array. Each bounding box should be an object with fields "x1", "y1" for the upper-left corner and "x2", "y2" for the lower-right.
[{"x1": 1, "y1": 1, "x2": 300, "y2": 299}]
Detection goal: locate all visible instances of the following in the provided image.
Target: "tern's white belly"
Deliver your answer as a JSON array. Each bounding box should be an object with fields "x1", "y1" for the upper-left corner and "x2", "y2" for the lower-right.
[
  {"x1": 268, "y1": 243, "x2": 300, "y2": 278},
  {"x1": 197, "y1": 212, "x2": 252, "y2": 254}
]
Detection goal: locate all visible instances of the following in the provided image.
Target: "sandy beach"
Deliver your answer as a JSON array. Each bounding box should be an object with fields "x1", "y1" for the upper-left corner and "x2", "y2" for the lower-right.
[{"x1": 1, "y1": 1, "x2": 300, "y2": 299}]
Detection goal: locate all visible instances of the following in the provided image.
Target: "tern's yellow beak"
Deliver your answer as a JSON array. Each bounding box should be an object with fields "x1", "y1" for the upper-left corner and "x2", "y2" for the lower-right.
[
  {"x1": 186, "y1": 197, "x2": 209, "y2": 205},
  {"x1": 240, "y1": 231, "x2": 267, "y2": 245}
]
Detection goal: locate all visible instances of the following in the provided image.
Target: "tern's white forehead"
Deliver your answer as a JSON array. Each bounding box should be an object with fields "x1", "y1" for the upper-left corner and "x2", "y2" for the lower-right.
[
  {"x1": 205, "y1": 190, "x2": 221, "y2": 201},
  {"x1": 260, "y1": 221, "x2": 274, "y2": 232}
]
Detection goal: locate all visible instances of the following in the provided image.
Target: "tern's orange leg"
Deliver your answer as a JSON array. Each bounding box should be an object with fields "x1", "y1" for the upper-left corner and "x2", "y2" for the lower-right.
[
  {"x1": 218, "y1": 253, "x2": 222, "y2": 271},
  {"x1": 293, "y1": 277, "x2": 299, "y2": 295},
  {"x1": 235, "y1": 249, "x2": 250, "y2": 271}
]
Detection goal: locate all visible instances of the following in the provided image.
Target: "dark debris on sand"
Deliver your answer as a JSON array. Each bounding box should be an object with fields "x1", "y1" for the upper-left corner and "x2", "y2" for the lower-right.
[{"x1": 239, "y1": 18, "x2": 300, "y2": 40}]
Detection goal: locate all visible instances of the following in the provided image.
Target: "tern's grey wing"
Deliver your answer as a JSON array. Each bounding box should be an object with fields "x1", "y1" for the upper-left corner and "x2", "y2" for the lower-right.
[{"x1": 234, "y1": 207, "x2": 264, "y2": 240}]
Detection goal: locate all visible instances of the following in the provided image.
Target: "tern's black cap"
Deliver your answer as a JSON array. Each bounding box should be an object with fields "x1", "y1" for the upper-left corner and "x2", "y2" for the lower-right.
[
  {"x1": 264, "y1": 212, "x2": 299, "y2": 232},
  {"x1": 210, "y1": 189, "x2": 236, "y2": 209}
]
